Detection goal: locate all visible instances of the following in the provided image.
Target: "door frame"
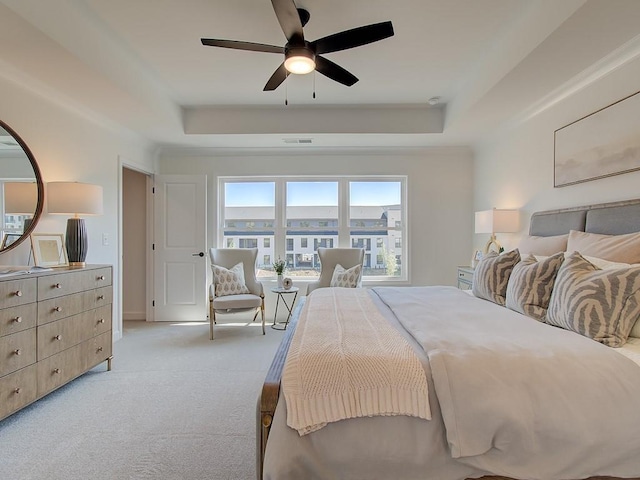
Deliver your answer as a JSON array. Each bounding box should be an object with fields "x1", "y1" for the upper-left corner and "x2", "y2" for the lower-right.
[{"x1": 118, "y1": 156, "x2": 155, "y2": 338}]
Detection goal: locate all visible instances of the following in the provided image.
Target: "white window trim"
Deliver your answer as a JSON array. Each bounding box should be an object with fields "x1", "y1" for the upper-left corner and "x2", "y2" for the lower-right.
[{"x1": 218, "y1": 175, "x2": 408, "y2": 283}]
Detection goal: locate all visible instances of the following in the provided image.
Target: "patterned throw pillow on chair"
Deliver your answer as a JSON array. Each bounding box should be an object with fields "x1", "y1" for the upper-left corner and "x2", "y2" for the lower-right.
[
  {"x1": 213, "y1": 262, "x2": 250, "y2": 297},
  {"x1": 330, "y1": 264, "x2": 362, "y2": 288}
]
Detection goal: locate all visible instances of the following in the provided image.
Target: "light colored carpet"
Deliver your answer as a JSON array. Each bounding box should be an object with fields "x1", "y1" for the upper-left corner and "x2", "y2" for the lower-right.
[{"x1": 0, "y1": 317, "x2": 285, "y2": 480}]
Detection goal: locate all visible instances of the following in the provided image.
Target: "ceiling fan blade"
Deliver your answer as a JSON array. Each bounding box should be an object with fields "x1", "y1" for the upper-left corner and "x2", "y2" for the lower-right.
[
  {"x1": 201, "y1": 38, "x2": 283, "y2": 54},
  {"x1": 311, "y1": 21, "x2": 394, "y2": 54},
  {"x1": 263, "y1": 63, "x2": 288, "y2": 91},
  {"x1": 315, "y1": 56, "x2": 358, "y2": 87},
  {"x1": 270, "y1": 0, "x2": 304, "y2": 43}
]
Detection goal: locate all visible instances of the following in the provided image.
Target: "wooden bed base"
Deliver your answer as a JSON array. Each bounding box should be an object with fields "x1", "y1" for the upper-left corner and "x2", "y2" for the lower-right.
[{"x1": 256, "y1": 296, "x2": 636, "y2": 480}]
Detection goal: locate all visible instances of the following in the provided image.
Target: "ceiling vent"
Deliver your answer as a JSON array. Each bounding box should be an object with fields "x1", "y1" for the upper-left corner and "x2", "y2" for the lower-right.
[{"x1": 283, "y1": 138, "x2": 313, "y2": 144}]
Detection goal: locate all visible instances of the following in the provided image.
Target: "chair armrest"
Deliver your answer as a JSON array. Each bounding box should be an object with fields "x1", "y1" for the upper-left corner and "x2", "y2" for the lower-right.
[{"x1": 306, "y1": 280, "x2": 321, "y2": 295}]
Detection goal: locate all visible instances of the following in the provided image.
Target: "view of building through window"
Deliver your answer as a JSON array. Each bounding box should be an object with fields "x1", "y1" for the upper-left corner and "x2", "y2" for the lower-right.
[{"x1": 221, "y1": 177, "x2": 405, "y2": 280}]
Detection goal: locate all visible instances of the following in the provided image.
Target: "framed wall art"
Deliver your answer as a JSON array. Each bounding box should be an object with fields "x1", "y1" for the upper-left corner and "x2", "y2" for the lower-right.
[
  {"x1": 30, "y1": 233, "x2": 68, "y2": 267},
  {"x1": 554, "y1": 90, "x2": 640, "y2": 187}
]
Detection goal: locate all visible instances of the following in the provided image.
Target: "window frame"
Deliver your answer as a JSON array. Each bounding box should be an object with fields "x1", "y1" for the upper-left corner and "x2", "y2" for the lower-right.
[{"x1": 218, "y1": 175, "x2": 408, "y2": 282}]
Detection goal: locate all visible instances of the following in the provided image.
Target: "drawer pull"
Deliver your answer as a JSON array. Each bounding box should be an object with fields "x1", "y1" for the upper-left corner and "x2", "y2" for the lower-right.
[
  {"x1": 97, "y1": 346, "x2": 103, "y2": 353},
  {"x1": 54, "y1": 306, "x2": 62, "y2": 312},
  {"x1": 53, "y1": 368, "x2": 60, "y2": 374},
  {"x1": 14, "y1": 387, "x2": 21, "y2": 395},
  {"x1": 98, "y1": 275, "x2": 105, "y2": 281},
  {"x1": 54, "y1": 283, "x2": 62, "y2": 289},
  {"x1": 98, "y1": 318, "x2": 105, "y2": 324},
  {"x1": 54, "y1": 335, "x2": 62, "y2": 341},
  {"x1": 13, "y1": 316, "x2": 23, "y2": 323},
  {"x1": 14, "y1": 349, "x2": 21, "y2": 355},
  {"x1": 98, "y1": 295, "x2": 105, "y2": 300},
  {"x1": 14, "y1": 290, "x2": 22, "y2": 297}
]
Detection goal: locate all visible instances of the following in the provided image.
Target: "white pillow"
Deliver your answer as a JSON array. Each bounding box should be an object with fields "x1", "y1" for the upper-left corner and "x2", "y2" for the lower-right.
[
  {"x1": 330, "y1": 263, "x2": 362, "y2": 288},
  {"x1": 212, "y1": 262, "x2": 250, "y2": 297}
]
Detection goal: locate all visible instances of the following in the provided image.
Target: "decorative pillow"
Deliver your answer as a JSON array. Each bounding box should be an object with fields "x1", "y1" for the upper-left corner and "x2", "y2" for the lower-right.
[
  {"x1": 212, "y1": 262, "x2": 250, "y2": 297},
  {"x1": 472, "y1": 249, "x2": 521, "y2": 306},
  {"x1": 546, "y1": 252, "x2": 640, "y2": 347},
  {"x1": 518, "y1": 234, "x2": 568, "y2": 256},
  {"x1": 566, "y1": 230, "x2": 640, "y2": 264},
  {"x1": 505, "y1": 252, "x2": 564, "y2": 321},
  {"x1": 330, "y1": 264, "x2": 362, "y2": 288}
]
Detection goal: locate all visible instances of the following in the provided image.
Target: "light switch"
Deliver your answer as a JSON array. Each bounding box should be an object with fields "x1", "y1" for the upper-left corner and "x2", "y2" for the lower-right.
[{"x1": 102, "y1": 233, "x2": 109, "y2": 246}]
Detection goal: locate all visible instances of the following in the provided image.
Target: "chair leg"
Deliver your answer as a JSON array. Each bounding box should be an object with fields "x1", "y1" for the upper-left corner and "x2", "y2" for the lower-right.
[
  {"x1": 261, "y1": 297, "x2": 265, "y2": 335},
  {"x1": 209, "y1": 301, "x2": 215, "y2": 340}
]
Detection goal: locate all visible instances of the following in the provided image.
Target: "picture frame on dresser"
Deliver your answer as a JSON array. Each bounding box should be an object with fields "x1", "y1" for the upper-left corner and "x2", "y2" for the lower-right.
[
  {"x1": 30, "y1": 233, "x2": 68, "y2": 267},
  {"x1": 1, "y1": 232, "x2": 21, "y2": 249}
]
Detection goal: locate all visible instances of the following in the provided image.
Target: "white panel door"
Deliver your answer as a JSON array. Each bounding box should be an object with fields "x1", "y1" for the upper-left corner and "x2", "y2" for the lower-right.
[{"x1": 153, "y1": 175, "x2": 207, "y2": 321}]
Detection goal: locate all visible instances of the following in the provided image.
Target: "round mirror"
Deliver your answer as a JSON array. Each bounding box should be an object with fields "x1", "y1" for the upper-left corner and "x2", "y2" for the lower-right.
[{"x1": 0, "y1": 120, "x2": 44, "y2": 254}]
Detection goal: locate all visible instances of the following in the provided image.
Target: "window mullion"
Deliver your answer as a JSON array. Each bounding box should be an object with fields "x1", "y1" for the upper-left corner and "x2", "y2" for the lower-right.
[
  {"x1": 275, "y1": 177, "x2": 286, "y2": 262},
  {"x1": 338, "y1": 179, "x2": 350, "y2": 247}
]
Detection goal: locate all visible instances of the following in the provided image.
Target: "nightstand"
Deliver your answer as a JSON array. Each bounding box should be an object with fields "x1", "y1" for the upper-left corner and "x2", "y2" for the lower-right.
[{"x1": 457, "y1": 266, "x2": 475, "y2": 290}]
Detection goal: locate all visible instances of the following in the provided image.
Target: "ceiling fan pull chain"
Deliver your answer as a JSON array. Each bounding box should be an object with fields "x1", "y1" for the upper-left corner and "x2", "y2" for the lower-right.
[
  {"x1": 313, "y1": 71, "x2": 316, "y2": 99},
  {"x1": 285, "y1": 72, "x2": 289, "y2": 106}
]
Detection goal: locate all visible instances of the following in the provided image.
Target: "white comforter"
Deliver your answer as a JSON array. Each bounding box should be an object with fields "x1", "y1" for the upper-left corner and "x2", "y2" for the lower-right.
[
  {"x1": 264, "y1": 286, "x2": 640, "y2": 480},
  {"x1": 374, "y1": 286, "x2": 640, "y2": 479}
]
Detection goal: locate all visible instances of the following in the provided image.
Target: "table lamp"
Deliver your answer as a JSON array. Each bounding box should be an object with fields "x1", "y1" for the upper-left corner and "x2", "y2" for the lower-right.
[
  {"x1": 47, "y1": 182, "x2": 103, "y2": 266},
  {"x1": 475, "y1": 208, "x2": 519, "y2": 254},
  {"x1": 4, "y1": 182, "x2": 38, "y2": 232}
]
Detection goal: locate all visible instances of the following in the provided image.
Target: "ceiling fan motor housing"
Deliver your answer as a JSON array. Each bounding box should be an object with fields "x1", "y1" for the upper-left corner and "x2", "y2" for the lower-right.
[{"x1": 284, "y1": 45, "x2": 316, "y2": 74}]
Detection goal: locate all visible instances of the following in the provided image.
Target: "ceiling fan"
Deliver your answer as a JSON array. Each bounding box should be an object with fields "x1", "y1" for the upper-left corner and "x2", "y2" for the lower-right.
[{"x1": 201, "y1": 0, "x2": 394, "y2": 91}]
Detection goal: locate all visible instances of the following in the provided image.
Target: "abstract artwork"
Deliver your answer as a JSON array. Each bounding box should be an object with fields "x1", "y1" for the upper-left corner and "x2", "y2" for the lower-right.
[{"x1": 554, "y1": 90, "x2": 640, "y2": 187}]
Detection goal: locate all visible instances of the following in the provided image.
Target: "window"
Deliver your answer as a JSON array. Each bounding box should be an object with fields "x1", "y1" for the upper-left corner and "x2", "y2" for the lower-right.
[
  {"x1": 263, "y1": 255, "x2": 270, "y2": 265},
  {"x1": 219, "y1": 176, "x2": 406, "y2": 281},
  {"x1": 239, "y1": 238, "x2": 257, "y2": 248}
]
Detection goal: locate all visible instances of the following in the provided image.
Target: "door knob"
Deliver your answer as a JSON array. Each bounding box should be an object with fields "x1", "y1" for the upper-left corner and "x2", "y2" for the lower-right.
[{"x1": 192, "y1": 252, "x2": 205, "y2": 257}]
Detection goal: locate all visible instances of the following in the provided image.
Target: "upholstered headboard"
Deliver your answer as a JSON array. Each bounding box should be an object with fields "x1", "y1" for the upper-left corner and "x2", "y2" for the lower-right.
[{"x1": 529, "y1": 199, "x2": 640, "y2": 237}]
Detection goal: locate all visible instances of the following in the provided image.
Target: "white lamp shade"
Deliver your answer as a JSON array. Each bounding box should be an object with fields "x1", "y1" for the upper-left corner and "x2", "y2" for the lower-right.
[
  {"x1": 475, "y1": 209, "x2": 519, "y2": 234},
  {"x1": 47, "y1": 182, "x2": 103, "y2": 216},
  {"x1": 4, "y1": 182, "x2": 38, "y2": 214}
]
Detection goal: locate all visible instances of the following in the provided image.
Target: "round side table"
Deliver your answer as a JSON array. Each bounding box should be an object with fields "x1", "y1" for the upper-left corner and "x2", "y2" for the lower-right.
[{"x1": 271, "y1": 286, "x2": 299, "y2": 330}]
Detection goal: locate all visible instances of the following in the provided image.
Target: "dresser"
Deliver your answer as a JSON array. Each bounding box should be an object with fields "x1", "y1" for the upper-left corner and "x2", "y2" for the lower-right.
[
  {"x1": 457, "y1": 266, "x2": 475, "y2": 290},
  {"x1": 0, "y1": 265, "x2": 112, "y2": 421}
]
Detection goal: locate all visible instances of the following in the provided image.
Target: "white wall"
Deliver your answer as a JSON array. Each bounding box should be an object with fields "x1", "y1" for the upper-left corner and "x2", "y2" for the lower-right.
[
  {"x1": 157, "y1": 148, "x2": 474, "y2": 291},
  {"x1": 474, "y1": 55, "x2": 640, "y2": 252},
  {"x1": 0, "y1": 75, "x2": 155, "y2": 339}
]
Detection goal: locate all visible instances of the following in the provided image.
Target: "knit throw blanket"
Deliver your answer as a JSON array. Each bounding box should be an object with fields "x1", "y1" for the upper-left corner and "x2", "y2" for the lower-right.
[{"x1": 282, "y1": 288, "x2": 431, "y2": 436}]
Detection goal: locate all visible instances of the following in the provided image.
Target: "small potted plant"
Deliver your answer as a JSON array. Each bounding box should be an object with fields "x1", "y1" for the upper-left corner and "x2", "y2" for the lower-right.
[{"x1": 273, "y1": 258, "x2": 286, "y2": 288}]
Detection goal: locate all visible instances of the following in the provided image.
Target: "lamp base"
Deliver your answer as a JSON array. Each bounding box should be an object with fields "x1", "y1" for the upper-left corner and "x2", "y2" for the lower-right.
[
  {"x1": 483, "y1": 234, "x2": 503, "y2": 255},
  {"x1": 68, "y1": 262, "x2": 86, "y2": 268},
  {"x1": 65, "y1": 218, "x2": 88, "y2": 265}
]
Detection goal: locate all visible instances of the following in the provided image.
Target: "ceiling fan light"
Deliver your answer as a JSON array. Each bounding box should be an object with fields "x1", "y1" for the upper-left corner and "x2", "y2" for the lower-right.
[{"x1": 284, "y1": 48, "x2": 316, "y2": 74}]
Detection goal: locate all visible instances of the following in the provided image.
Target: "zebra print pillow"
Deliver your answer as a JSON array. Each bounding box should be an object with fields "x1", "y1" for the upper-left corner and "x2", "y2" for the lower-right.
[
  {"x1": 546, "y1": 252, "x2": 640, "y2": 347},
  {"x1": 472, "y1": 249, "x2": 521, "y2": 306},
  {"x1": 506, "y1": 252, "x2": 565, "y2": 321}
]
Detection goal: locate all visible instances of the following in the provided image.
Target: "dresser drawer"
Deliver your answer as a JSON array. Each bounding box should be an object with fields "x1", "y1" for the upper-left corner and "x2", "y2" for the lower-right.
[
  {"x1": 0, "y1": 277, "x2": 37, "y2": 308},
  {"x1": 0, "y1": 303, "x2": 37, "y2": 337},
  {"x1": 37, "y1": 343, "x2": 84, "y2": 396},
  {"x1": 458, "y1": 268, "x2": 475, "y2": 282},
  {"x1": 37, "y1": 287, "x2": 112, "y2": 326},
  {"x1": 83, "y1": 331, "x2": 112, "y2": 370},
  {"x1": 92, "y1": 304, "x2": 112, "y2": 337},
  {"x1": 0, "y1": 328, "x2": 36, "y2": 377},
  {"x1": 0, "y1": 364, "x2": 37, "y2": 420},
  {"x1": 37, "y1": 268, "x2": 112, "y2": 301}
]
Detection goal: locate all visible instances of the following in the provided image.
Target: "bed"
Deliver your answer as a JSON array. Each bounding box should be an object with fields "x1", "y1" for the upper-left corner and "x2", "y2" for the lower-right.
[{"x1": 257, "y1": 199, "x2": 640, "y2": 480}]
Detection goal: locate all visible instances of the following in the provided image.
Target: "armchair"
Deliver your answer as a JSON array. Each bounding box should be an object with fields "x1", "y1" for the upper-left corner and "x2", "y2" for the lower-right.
[{"x1": 306, "y1": 247, "x2": 365, "y2": 295}]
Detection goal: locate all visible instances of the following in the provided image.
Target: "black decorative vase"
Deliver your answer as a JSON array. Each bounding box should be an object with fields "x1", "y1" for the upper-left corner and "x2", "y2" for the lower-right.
[{"x1": 66, "y1": 217, "x2": 88, "y2": 266}]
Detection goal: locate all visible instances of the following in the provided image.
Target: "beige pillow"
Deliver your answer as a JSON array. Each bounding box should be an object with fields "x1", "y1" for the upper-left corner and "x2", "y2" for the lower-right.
[
  {"x1": 330, "y1": 264, "x2": 362, "y2": 288},
  {"x1": 505, "y1": 252, "x2": 565, "y2": 321},
  {"x1": 566, "y1": 230, "x2": 640, "y2": 264},
  {"x1": 546, "y1": 252, "x2": 640, "y2": 347},
  {"x1": 212, "y1": 262, "x2": 250, "y2": 297},
  {"x1": 472, "y1": 249, "x2": 521, "y2": 306},
  {"x1": 518, "y1": 234, "x2": 568, "y2": 256}
]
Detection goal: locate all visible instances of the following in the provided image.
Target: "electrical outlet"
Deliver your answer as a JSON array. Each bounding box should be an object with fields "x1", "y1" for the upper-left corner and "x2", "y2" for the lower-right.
[{"x1": 102, "y1": 233, "x2": 109, "y2": 246}]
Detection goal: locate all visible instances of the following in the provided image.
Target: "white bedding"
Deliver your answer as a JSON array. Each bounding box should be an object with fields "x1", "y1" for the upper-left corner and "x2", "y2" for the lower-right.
[{"x1": 264, "y1": 287, "x2": 640, "y2": 480}]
